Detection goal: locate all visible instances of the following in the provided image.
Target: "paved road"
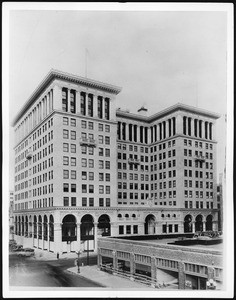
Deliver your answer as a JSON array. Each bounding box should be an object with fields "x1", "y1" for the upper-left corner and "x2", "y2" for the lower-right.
[{"x1": 9, "y1": 254, "x2": 103, "y2": 288}]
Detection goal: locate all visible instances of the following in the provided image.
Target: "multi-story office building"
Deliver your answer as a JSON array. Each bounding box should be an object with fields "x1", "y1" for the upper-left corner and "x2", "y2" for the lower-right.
[
  {"x1": 9, "y1": 191, "x2": 14, "y2": 239},
  {"x1": 12, "y1": 69, "x2": 220, "y2": 254}
]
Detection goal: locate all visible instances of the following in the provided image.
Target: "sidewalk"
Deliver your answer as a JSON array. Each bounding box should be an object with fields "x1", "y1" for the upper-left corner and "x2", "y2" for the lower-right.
[{"x1": 67, "y1": 265, "x2": 153, "y2": 289}]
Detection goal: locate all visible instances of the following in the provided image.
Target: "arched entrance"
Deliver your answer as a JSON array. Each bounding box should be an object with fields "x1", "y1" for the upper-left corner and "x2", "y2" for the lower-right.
[
  {"x1": 49, "y1": 215, "x2": 54, "y2": 242},
  {"x1": 43, "y1": 215, "x2": 48, "y2": 241},
  {"x1": 98, "y1": 214, "x2": 111, "y2": 236},
  {"x1": 15, "y1": 217, "x2": 17, "y2": 235},
  {"x1": 62, "y1": 214, "x2": 77, "y2": 242},
  {"x1": 184, "y1": 215, "x2": 193, "y2": 233},
  {"x1": 81, "y1": 214, "x2": 94, "y2": 251},
  {"x1": 38, "y1": 215, "x2": 42, "y2": 240},
  {"x1": 22, "y1": 216, "x2": 25, "y2": 236},
  {"x1": 206, "y1": 215, "x2": 213, "y2": 231},
  {"x1": 195, "y1": 214, "x2": 203, "y2": 232},
  {"x1": 25, "y1": 216, "x2": 28, "y2": 237},
  {"x1": 144, "y1": 214, "x2": 156, "y2": 234},
  {"x1": 33, "y1": 216, "x2": 37, "y2": 238}
]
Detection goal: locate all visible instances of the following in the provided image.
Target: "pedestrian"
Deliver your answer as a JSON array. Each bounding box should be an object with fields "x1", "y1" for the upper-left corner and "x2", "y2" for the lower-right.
[{"x1": 77, "y1": 258, "x2": 80, "y2": 273}]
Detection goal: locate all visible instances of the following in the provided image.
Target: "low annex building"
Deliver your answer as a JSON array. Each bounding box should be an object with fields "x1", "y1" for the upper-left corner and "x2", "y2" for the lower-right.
[{"x1": 12, "y1": 69, "x2": 220, "y2": 254}]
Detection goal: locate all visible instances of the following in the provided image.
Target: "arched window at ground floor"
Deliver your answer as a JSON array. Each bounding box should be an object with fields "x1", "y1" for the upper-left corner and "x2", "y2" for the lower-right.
[
  {"x1": 62, "y1": 214, "x2": 77, "y2": 242},
  {"x1": 81, "y1": 214, "x2": 94, "y2": 241},
  {"x1": 49, "y1": 215, "x2": 54, "y2": 241},
  {"x1": 98, "y1": 214, "x2": 110, "y2": 236},
  {"x1": 184, "y1": 215, "x2": 192, "y2": 233},
  {"x1": 195, "y1": 214, "x2": 203, "y2": 232},
  {"x1": 206, "y1": 215, "x2": 213, "y2": 231},
  {"x1": 144, "y1": 214, "x2": 156, "y2": 234}
]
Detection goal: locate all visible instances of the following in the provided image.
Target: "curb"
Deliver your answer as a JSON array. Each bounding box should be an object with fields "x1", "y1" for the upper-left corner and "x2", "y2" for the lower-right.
[{"x1": 66, "y1": 269, "x2": 106, "y2": 288}]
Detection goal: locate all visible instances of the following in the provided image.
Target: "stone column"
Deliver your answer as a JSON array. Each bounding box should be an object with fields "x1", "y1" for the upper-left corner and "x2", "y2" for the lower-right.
[
  {"x1": 207, "y1": 266, "x2": 215, "y2": 281},
  {"x1": 151, "y1": 257, "x2": 157, "y2": 287},
  {"x1": 203, "y1": 221, "x2": 206, "y2": 232},
  {"x1": 191, "y1": 118, "x2": 194, "y2": 136},
  {"x1": 93, "y1": 93, "x2": 98, "y2": 118},
  {"x1": 176, "y1": 114, "x2": 182, "y2": 135},
  {"x1": 75, "y1": 90, "x2": 80, "y2": 114},
  {"x1": 192, "y1": 222, "x2": 195, "y2": 233},
  {"x1": 110, "y1": 222, "x2": 118, "y2": 236},
  {"x1": 54, "y1": 222, "x2": 62, "y2": 255},
  {"x1": 76, "y1": 223, "x2": 81, "y2": 251},
  {"x1": 112, "y1": 250, "x2": 118, "y2": 274},
  {"x1": 136, "y1": 126, "x2": 140, "y2": 143},
  {"x1": 47, "y1": 93, "x2": 50, "y2": 115},
  {"x1": 126, "y1": 123, "x2": 129, "y2": 141},
  {"x1": 212, "y1": 221, "x2": 218, "y2": 231},
  {"x1": 178, "y1": 261, "x2": 185, "y2": 289},
  {"x1": 48, "y1": 223, "x2": 50, "y2": 252},
  {"x1": 94, "y1": 222, "x2": 98, "y2": 252},
  {"x1": 130, "y1": 252, "x2": 135, "y2": 280},
  {"x1": 166, "y1": 120, "x2": 169, "y2": 138}
]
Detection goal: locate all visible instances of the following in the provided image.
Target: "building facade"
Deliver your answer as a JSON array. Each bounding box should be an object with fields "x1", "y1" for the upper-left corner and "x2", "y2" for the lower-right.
[
  {"x1": 9, "y1": 191, "x2": 14, "y2": 240},
  {"x1": 12, "y1": 69, "x2": 220, "y2": 254}
]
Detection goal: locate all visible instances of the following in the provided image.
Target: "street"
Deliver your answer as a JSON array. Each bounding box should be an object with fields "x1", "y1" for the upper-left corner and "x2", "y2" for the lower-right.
[{"x1": 9, "y1": 254, "x2": 103, "y2": 288}]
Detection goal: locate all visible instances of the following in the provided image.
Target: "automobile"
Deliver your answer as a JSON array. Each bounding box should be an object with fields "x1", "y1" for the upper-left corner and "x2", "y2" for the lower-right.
[
  {"x1": 11, "y1": 245, "x2": 23, "y2": 252},
  {"x1": 17, "y1": 248, "x2": 35, "y2": 257}
]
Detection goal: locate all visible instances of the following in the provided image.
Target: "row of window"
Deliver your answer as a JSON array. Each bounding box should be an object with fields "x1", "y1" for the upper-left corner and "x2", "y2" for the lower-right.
[
  {"x1": 185, "y1": 191, "x2": 214, "y2": 198},
  {"x1": 184, "y1": 139, "x2": 213, "y2": 149},
  {"x1": 184, "y1": 149, "x2": 213, "y2": 159},
  {"x1": 184, "y1": 170, "x2": 213, "y2": 178},
  {"x1": 63, "y1": 183, "x2": 111, "y2": 194},
  {"x1": 185, "y1": 201, "x2": 214, "y2": 209},
  {"x1": 63, "y1": 117, "x2": 111, "y2": 133},
  {"x1": 184, "y1": 180, "x2": 213, "y2": 189}
]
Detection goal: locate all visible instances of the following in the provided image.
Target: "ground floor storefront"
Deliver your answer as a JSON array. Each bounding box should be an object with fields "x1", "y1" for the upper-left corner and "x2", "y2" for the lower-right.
[{"x1": 13, "y1": 207, "x2": 219, "y2": 254}]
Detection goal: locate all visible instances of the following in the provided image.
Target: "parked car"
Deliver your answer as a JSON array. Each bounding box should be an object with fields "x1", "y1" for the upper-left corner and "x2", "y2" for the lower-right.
[
  {"x1": 11, "y1": 245, "x2": 23, "y2": 252},
  {"x1": 17, "y1": 248, "x2": 35, "y2": 257}
]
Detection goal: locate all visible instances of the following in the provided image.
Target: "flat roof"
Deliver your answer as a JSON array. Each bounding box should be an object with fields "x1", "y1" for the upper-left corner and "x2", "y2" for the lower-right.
[
  {"x1": 12, "y1": 69, "x2": 122, "y2": 126},
  {"x1": 116, "y1": 102, "x2": 221, "y2": 123}
]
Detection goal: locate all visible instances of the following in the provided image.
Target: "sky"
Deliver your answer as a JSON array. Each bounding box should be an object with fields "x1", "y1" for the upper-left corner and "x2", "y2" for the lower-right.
[{"x1": 6, "y1": 4, "x2": 231, "y2": 190}]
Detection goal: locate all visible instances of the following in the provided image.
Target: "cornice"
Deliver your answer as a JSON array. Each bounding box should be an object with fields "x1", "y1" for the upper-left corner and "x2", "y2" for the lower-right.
[
  {"x1": 12, "y1": 69, "x2": 122, "y2": 127},
  {"x1": 116, "y1": 102, "x2": 221, "y2": 123}
]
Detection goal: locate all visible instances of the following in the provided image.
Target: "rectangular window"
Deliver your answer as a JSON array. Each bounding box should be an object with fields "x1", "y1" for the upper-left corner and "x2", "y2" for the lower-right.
[
  {"x1": 82, "y1": 171, "x2": 87, "y2": 180},
  {"x1": 63, "y1": 156, "x2": 69, "y2": 165},
  {"x1": 63, "y1": 116, "x2": 69, "y2": 125},
  {"x1": 82, "y1": 184, "x2": 87, "y2": 193},
  {"x1": 71, "y1": 170, "x2": 76, "y2": 179},
  {"x1": 89, "y1": 198, "x2": 94, "y2": 206},
  {"x1": 70, "y1": 118, "x2": 76, "y2": 126},
  {"x1": 89, "y1": 185, "x2": 94, "y2": 193},
  {"x1": 99, "y1": 198, "x2": 104, "y2": 207},
  {"x1": 81, "y1": 158, "x2": 87, "y2": 167},
  {"x1": 71, "y1": 131, "x2": 76, "y2": 140},
  {"x1": 105, "y1": 125, "x2": 110, "y2": 132},
  {"x1": 82, "y1": 197, "x2": 87, "y2": 206},
  {"x1": 98, "y1": 123, "x2": 103, "y2": 131},
  {"x1": 63, "y1": 130, "x2": 69, "y2": 139},
  {"x1": 71, "y1": 184, "x2": 76, "y2": 192},
  {"x1": 63, "y1": 143, "x2": 69, "y2": 152},
  {"x1": 63, "y1": 197, "x2": 69, "y2": 206},
  {"x1": 71, "y1": 144, "x2": 76, "y2": 153},
  {"x1": 71, "y1": 197, "x2": 76, "y2": 206},
  {"x1": 71, "y1": 157, "x2": 76, "y2": 166},
  {"x1": 89, "y1": 172, "x2": 94, "y2": 180},
  {"x1": 119, "y1": 226, "x2": 124, "y2": 235},
  {"x1": 106, "y1": 198, "x2": 110, "y2": 207},
  {"x1": 126, "y1": 225, "x2": 131, "y2": 234},
  {"x1": 88, "y1": 159, "x2": 94, "y2": 168},
  {"x1": 99, "y1": 185, "x2": 104, "y2": 194},
  {"x1": 81, "y1": 120, "x2": 86, "y2": 128},
  {"x1": 63, "y1": 170, "x2": 69, "y2": 179},
  {"x1": 63, "y1": 183, "x2": 69, "y2": 192}
]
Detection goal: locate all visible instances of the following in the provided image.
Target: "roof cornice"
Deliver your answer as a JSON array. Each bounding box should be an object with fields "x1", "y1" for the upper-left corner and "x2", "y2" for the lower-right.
[
  {"x1": 12, "y1": 69, "x2": 122, "y2": 126},
  {"x1": 116, "y1": 102, "x2": 221, "y2": 123}
]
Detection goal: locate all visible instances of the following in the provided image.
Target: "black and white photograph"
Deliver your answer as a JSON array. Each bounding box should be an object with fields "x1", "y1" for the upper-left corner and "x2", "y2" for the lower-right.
[{"x1": 2, "y1": 2, "x2": 234, "y2": 298}]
